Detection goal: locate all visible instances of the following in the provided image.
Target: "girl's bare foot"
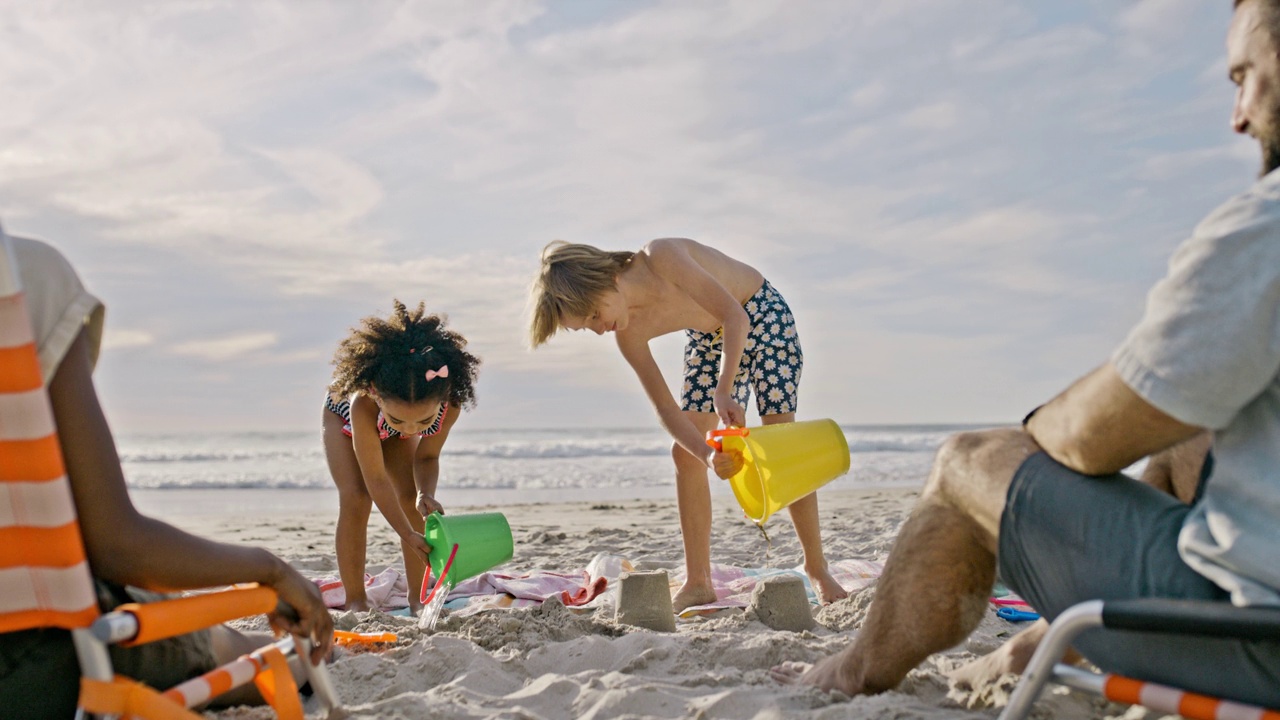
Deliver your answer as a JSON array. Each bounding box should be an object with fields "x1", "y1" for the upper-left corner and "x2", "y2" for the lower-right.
[
  {"x1": 807, "y1": 566, "x2": 848, "y2": 604},
  {"x1": 345, "y1": 598, "x2": 370, "y2": 613},
  {"x1": 672, "y1": 582, "x2": 717, "y2": 613}
]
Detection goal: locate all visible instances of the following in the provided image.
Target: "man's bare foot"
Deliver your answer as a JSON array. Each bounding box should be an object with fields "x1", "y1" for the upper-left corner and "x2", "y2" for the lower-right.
[
  {"x1": 807, "y1": 566, "x2": 848, "y2": 605},
  {"x1": 672, "y1": 582, "x2": 717, "y2": 614},
  {"x1": 769, "y1": 660, "x2": 811, "y2": 685},
  {"x1": 948, "y1": 619, "x2": 1080, "y2": 690},
  {"x1": 345, "y1": 598, "x2": 370, "y2": 613},
  {"x1": 770, "y1": 646, "x2": 863, "y2": 695}
]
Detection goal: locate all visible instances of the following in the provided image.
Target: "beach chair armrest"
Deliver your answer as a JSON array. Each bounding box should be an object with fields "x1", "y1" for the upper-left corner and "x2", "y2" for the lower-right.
[
  {"x1": 1102, "y1": 598, "x2": 1280, "y2": 640},
  {"x1": 104, "y1": 585, "x2": 278, "y2": 646}
]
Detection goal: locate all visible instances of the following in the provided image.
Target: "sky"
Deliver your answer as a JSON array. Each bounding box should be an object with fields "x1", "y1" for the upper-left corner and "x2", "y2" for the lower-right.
[{"x1": 0, "y1": 0, "x2": 1261, "y2": 432}]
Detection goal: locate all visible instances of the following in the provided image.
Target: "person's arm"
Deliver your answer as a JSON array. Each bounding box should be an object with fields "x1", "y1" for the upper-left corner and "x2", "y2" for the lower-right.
[
  {"x1": 413, "y1": 406, "x2": 459, "y2": 518},
  {"x1": 617, "y1": 333, "x2": 713, "y2": 466},
  {"x1": 349, "y1": 394, "x2": 431, "y2": 556},
  {"x1": 1140, "y1": 430, "x2": 1212, "y2": 504},
  {"x1": 1024, "y1": 363, "x2": 1204, "y2": 476},
  {"x1": 645, "y1": 239, "x2": 751, "y2": 427},
  {"x1": 49, "y1": 328, "x2": 332, "y2": 663}
]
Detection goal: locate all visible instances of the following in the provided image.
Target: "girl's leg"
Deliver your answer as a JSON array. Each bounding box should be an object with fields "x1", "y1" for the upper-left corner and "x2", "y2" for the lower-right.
[
  {"x1": 322, "y1": 410, "x2": 372, "y2": 612},
  {"x1": 383, "y1": 437, "x2": 427, "y2": 614},
  {"x1": 672, "y1": 410, "x2": 721, "y2": 613},
  {"x1": 768, "y1": 411, "x2": 849, "y2": 605}
]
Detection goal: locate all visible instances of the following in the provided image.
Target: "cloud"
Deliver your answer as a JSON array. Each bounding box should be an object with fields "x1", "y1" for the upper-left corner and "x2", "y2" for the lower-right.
[
  {"x1": 100, "y1": 329, "x2": 154, "y2": 351},
  {"x1": 170, "y1": 332, "x2": 278, "y2": 362},
  {"x1": 0, "y1": 1, "x2": 1253, "y2": 430}
]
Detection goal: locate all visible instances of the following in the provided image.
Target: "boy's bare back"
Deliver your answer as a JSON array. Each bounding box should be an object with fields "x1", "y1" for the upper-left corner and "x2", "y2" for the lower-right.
[{"x1": 616, "y1": 238, "x2": 764, "y2": 342}]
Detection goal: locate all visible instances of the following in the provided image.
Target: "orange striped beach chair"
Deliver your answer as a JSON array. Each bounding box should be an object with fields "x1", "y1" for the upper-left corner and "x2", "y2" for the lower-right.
[
  {"x1": 0, "y1": 228, "x2": 341, "y2": 718},
  {"x1": 999, "y1": 598, "x2": 1280, "y2": 720}
]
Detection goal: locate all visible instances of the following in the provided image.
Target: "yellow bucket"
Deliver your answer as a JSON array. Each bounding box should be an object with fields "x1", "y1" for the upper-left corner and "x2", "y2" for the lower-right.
[{"x1": 707, "y1": 419, "x2": 850, "y2": 524}]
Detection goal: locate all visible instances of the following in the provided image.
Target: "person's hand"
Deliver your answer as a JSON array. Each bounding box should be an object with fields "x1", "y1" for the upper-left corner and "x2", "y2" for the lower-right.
[
  {"x1": 264, "y1": 558, "x2": 334, "y2": 666},
  {"x1": 402, "y1": 529, "x2": 432, "y2": 559},
  {"x1": 710, "y1": 447, "x2": 744, "y2": 479},
  {"x1": 713, "y1": 390, "x2": 745, "y2": 429},
  {"x1": 416, "y1": 492, "x2": 444, "y2": 518}
]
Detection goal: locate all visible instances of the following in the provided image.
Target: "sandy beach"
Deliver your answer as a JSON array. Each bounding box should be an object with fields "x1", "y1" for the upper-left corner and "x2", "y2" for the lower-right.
[{"x1": 134, "y1": 486, "x2": 1161, "y2": 720}]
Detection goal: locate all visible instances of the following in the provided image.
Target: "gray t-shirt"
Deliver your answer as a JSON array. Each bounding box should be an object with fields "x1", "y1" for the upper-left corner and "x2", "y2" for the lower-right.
[{"x1": 1113, "y1": 170, "x2": 1280, "y2": 607}]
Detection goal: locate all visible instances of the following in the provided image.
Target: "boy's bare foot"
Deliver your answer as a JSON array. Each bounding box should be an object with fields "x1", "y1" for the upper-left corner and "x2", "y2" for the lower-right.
[
  {"x1": 345, "y1": 598, "x2": 370, "y2": 613},
  {"x1": 807, "y1": 566, "x2": 848, "y2": 604},
  {"x1": 672, "y1": 582, "x2": 717, "y2": 613}
]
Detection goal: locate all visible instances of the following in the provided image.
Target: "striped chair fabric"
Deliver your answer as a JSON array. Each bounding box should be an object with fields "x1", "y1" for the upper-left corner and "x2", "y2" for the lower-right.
[{"x1": 0, "y1": 230, "x2": 99, "y2": 634}]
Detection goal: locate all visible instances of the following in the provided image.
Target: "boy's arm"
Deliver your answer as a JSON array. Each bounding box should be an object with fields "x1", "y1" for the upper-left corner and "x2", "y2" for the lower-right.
[
  {"x1": 645, "y1": 239, "x2": 751, "y2": 426},
  {"x1": 412, "y1": 406, "x2": 459, "y2": 517},
  {"x1": 349, "y1": 394, "x2": 431, "y2": 554},
  {"x1": 50, "y1": 328, "x2": 333, "y2": 662},
  {"x1": 617, "y1": 334, "x2": 712, "y2": 465}
]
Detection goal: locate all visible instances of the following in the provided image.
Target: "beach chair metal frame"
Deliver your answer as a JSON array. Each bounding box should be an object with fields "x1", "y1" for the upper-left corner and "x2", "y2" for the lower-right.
[
  {"x1": 998, "y1": 598, "x2": 1280, "y2": 720},
  {"x1": 0, "y1": 226, "x2": 340, "y2": 719}
]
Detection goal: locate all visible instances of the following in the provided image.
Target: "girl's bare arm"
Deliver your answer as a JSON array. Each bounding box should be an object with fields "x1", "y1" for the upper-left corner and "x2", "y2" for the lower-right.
[
  {"x1": 413, "y1": 405, "x2": 460, "y2": 516},
  {"x1": 349, "y1": 394, "x2": 428, "y2": 543}
]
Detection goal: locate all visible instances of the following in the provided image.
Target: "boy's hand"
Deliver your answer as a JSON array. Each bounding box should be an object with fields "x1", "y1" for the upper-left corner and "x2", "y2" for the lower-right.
[
  {"x1": 417, "y1": 492, "x2": 444, "y2": 518},
  {"x1": 710, "y1": 447, "x2": 744, "y2": 479},
  {"x1": 713, "y1": 391, "x2": 746, "y2": 428}
]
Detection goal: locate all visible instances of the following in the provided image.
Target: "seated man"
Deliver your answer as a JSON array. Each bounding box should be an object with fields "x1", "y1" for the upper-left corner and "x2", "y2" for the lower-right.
[
  {"x1": 774, "y1": 0, "x2": 1280, "y2": 708},
  {"x1": 0, "y1": 230, "x2": 334, "y2": 718}
]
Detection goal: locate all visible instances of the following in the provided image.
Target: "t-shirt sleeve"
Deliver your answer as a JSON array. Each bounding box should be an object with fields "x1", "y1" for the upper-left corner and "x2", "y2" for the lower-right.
[
  {"x1": 11, "y1": 237, "x2": 105, "y2": 385},
  {"x1": 1112, "y1": 191, "x2": 1280, "y2": 430}
]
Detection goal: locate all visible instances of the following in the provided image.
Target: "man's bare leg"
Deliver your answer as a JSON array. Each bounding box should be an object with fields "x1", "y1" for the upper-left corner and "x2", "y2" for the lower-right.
[
  {"x1": 672, "y1": 411, "x2": 721, "y2": 613},
  {"x1": 947, "y1": 431, "x2": 1211, "y2": 688},
  {"x1": 773, "y1": 428, "x2": 1038, "y2": 695}
]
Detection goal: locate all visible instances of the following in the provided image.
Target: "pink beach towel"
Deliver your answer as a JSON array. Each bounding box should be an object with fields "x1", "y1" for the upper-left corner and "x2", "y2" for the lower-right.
[
  {"x1": 671, "y1": 558, "x2": 884, "y2": 616},
  {"x1": 314, "y1": 556, "x2": 886, "y2": 617}
]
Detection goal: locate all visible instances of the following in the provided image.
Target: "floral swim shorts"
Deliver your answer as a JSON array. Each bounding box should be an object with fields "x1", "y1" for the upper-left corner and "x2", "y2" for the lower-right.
[{"x1": 680, "y1": 279, "x2": 803, "y2": 416}]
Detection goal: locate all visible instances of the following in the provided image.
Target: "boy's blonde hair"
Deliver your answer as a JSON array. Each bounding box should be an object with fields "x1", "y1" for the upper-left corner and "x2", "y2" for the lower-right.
[{"x1": 530, "y1": 240, "x2": 635, "y2": 347}]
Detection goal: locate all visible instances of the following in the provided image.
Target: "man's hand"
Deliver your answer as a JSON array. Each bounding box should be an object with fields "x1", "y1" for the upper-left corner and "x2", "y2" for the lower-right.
[
  {"x1": 416, "y1": 492, "x2": 444, "y2": 518},
  {"x1": 264, "y1": 559, "x2": 334, "y2": 665},
  {"x1": 710, "y1": 447, "x2": 744, "y2": 479}
]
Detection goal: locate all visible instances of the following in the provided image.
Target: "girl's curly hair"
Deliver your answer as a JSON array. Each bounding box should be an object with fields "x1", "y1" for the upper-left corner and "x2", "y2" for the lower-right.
[{"x1": 331, "y1": 300, "x2": 480, "y2": 408}]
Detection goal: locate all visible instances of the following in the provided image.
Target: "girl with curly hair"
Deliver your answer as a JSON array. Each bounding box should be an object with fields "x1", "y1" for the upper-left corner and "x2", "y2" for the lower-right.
[{"x1": 323, "y1": 301, "x2": 480, "y2": 613}]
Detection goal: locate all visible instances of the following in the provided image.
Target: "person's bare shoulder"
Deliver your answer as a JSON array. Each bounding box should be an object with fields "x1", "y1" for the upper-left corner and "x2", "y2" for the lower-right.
[{"x1": 637, "y1": 238, "x2": 699, "y2": 275}]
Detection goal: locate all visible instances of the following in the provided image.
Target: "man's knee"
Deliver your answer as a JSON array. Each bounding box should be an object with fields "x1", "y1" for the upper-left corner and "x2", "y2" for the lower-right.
[{"x1": 927, "y1": 427, "x2": 1036, "y2": 511}]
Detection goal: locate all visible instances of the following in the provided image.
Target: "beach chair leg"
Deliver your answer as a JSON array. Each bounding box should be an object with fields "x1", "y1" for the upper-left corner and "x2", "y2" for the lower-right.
[
  {"x1": 999, "y1": 601, "x2": 1104, "y2": 720},
  {"x1": 298, "y1": 638, "x2": 343, "y2": 711}
]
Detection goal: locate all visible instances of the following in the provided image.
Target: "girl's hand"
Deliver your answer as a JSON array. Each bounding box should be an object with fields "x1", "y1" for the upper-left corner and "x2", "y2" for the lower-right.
[
  {"x1": 417, "y1": 492, "x2": 444, "y2": 518},
  {"x1": 402, "y1": 529, "x2": 432, "y2": 559},
  {"x1": 713, "y1": 390, "x2": 746, "y2": 429},
  {"x1": 710, "y1": 447, "x2": 744, "y2": 479}
]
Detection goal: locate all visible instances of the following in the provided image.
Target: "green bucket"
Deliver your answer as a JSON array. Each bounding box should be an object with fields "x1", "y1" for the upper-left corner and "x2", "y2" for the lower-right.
[{"x1": 424, "y1": 511, "x2": 514, "y2": 587}]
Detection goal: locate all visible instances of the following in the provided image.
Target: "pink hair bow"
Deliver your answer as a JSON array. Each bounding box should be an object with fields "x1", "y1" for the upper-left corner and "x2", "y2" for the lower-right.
[{"x1": 425, "y1": 365, "x2": 449, "y2": 381}]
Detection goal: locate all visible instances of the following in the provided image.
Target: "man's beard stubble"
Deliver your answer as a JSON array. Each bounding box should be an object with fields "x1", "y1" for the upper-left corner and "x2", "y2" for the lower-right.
[{"x1": 1263, "y1": 138, "x2": 1280, "y2": 176}]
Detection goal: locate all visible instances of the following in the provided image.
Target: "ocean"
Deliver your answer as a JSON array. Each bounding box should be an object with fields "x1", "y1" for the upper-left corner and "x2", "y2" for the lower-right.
[{"x1": 118, "y1": 424, "x2": 987, "y2": 515}]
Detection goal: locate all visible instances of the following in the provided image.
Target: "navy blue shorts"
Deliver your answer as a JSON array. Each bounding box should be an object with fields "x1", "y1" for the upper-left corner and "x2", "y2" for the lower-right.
[
  {"x1": 680, "y1": 280, "x2": 802, "y2": 416},
  {"x1": 998, "y1": 452, "x2": 1280, "y2": 707}
]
